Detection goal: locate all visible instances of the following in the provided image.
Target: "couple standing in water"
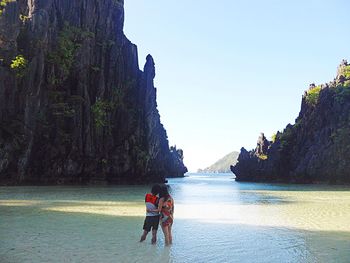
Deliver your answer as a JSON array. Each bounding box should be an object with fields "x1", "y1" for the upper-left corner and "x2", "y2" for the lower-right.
[{"x1": 140, "y1": 184, "x2": 174, "y2": 246}]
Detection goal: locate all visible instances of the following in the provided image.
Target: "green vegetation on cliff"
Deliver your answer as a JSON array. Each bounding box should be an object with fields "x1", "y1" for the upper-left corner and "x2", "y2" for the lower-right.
[
  {"x1": 305, "y1": 85, "x2": 321, "y2": 105},
  {"x1": 0, "y1": 0, "x2": 13, "y2": 15},
  {"x1": 10, "y1": 55, "x2": 27, "y2": 78},
  {"x1": 48, "y1": 23, "x2": 94, "y2": 83},
  {"x1": 338, "y1": 64, "x2": 350, "y2": 79},
  {"x1": 91, "y1": 99, "x2": 114, "y2": 129}
]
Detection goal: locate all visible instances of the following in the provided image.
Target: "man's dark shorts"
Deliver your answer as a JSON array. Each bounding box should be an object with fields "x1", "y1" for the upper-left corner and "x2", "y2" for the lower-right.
[{"x1": 143, "y1": 215, "x2": 160, "y2": 232}]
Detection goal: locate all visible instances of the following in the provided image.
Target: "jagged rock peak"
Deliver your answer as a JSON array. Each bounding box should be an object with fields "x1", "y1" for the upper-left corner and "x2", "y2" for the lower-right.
[
  {"x1": 255, "y1": 133, "x2": 270, "y2": 156},
  {"x1": 144, "y1": 54, "x2": 155, "y2": 78}
]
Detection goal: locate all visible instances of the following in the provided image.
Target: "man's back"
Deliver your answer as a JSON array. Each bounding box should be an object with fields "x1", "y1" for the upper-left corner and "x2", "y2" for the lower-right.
[{"x1": 145, "y1": 193, "x2": 159, "y2": 216}]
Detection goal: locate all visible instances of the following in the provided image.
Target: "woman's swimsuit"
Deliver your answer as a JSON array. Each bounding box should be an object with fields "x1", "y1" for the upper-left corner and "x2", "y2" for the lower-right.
[{"x1": 161, "y1": 196, "x2": 173, "y2": 227}]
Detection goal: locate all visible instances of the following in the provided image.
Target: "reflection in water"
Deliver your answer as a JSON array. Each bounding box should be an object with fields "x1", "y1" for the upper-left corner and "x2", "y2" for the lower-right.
[{"x1": 1, "y1": 174, "x2": 350, "y2": 262}]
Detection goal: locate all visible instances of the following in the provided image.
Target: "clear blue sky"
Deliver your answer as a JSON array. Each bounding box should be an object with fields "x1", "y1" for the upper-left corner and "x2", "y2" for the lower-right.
[{"x1": 124, "y1": 0, "x2": 350, "y2": 172}]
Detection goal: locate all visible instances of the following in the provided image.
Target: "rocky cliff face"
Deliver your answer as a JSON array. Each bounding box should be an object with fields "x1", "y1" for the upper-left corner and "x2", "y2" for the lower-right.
[
  {"x1": 0, "y1": 0, "x2": 187, "y2": 185},
  {"x1": 232, "y1": 60, "x2": 350, "y2": 184}
]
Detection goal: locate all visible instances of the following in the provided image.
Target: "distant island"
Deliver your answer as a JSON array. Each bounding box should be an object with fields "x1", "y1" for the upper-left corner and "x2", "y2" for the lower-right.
[
  {"x1": 198, "y1": 151, "x2": 239, "y2": 173},
  {"x1": 232, "y1": 60, "x2": 350, "y2": 184}
]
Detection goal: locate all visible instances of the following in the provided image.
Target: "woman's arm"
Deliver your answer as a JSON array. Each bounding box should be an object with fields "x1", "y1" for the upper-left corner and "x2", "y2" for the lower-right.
[
  {"x1": 157, "y1": 198, "x2": 164, "y2": 212},
  {"x1": 170, "y1": 198, "x2": 174, "y2": 218},
  {"x1": 172, "y1": 199, "x2": 174, "y2": 215}
]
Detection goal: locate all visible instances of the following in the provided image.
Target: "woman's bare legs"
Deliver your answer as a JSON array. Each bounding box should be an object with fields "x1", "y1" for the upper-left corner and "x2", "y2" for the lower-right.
[
  {"x1": 161, "y1": 225, "x2": 170, "y2": 246},
  {"x1": 151, "y1": 229, "x2": 157, "y2": 244},
  {"x1": 168, "y1": 224, "x2": 173, "y2": 244}
]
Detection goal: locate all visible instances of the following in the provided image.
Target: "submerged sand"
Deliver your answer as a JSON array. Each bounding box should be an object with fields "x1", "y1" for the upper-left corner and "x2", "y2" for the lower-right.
[{"x1": 1, "y1": 175, "x2": 350, "y2": 262}]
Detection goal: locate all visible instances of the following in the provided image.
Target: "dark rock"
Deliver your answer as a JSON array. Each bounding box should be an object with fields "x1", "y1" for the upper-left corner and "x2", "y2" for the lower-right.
[
  {"x1": 232, "y1": 61, "x2": 350, "y2": 184},
  {"x1": 0, "y1": 0, "x2": 186, "y2": 185},
  {"x1": 255, "y1": 133, "x2": 270, "y2": 156}
]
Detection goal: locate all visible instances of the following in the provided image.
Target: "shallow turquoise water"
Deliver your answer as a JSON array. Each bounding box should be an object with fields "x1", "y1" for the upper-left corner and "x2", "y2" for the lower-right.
[{"x1": 1, "y1": 173, "x2": 350, "y2": 262}]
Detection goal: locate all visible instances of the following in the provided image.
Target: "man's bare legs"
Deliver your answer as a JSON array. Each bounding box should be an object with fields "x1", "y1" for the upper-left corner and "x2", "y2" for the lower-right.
[
  {"x1": 151, "y1": 229, "x2": 158, "y2": 244},
  {"x1": 141, "y1": 230, "x2": 158, "y2": 244},
  {"x1": 140, "y1": 230, "x2": 148, "y2": 242}
]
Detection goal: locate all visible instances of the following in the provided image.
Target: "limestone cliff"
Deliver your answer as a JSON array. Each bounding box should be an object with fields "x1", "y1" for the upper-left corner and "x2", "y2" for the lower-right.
[
  {"x1": 0, "y1": 0, "x2": 187, "y2": 184},
  {"x1": 232, "y1": 60, "x2": 350, "y2": 184}
]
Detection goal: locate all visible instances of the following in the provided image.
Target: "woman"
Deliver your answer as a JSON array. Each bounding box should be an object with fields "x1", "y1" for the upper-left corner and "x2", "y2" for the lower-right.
[{"x1": 157, "y1": 184, "x2": 174, "y2": 246}]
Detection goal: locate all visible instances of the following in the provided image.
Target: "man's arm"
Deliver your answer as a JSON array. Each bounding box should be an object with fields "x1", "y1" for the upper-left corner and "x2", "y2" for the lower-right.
[{"x1": 146, "y1": 198, "x2": 164, "y2": 213}]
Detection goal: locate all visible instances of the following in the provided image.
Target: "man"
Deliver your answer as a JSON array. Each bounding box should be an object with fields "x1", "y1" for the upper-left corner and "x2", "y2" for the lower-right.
[{"x1": 140, "y1": 184, "x2": 161, "y2": 244}]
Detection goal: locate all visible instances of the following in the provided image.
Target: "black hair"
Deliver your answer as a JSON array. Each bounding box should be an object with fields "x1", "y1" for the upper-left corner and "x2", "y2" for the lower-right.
[
  {"x1": 151, "y1": 184, "x2": 161, "y2": 195},
  {"x1": 159, "y1": 184, "x2": 170, "y2": 199}
]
